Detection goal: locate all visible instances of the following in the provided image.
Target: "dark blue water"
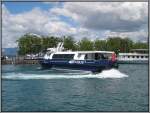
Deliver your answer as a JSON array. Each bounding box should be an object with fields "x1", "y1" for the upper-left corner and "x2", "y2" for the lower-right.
[{"x1": 2, "y1": 64, "x2": 149, "y2": 112}]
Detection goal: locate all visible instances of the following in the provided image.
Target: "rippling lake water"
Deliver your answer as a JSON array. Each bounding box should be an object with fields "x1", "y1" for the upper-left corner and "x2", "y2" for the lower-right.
[{"x1": 2, "y1": 64, "x2": 149, "y2": 112}]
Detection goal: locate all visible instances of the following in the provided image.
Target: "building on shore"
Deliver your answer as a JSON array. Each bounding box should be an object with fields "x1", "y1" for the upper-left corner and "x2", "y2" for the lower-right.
[{"x1": 117, "y1": 49, "x2": 148, "y2": 64}]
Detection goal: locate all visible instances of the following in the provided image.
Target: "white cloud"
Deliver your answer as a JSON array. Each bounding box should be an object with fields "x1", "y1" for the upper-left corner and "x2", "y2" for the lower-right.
[
  {"x1": 51, "y1": 2, "x2": 148, "y2": 32},
  {"x1": 104, "y1": 29, "x2": 148, "y2": 42},
  {"x1": 2, "y1": 5, "x2": 77, "y2": 48},
  {"x1": 2, "y1": 2, "x2": 148, "y2": 48}
]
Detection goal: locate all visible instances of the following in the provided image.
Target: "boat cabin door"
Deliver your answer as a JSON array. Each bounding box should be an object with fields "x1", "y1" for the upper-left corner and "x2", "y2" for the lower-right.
[
  {"x1": 95, "y1": 53, "x2": 99, "y2": 60},
  {"x1": 95, "y1": 53, "x2": 106, "y2": 60}
]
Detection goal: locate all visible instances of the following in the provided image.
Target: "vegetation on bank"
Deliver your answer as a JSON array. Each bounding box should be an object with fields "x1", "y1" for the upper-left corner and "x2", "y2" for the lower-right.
[{"x1": 17, "y1": 33, "x2": 148, "y2": 55}]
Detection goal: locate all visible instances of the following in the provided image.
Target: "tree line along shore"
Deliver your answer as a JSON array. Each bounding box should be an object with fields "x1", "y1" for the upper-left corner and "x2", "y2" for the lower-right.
[
  {"x1": 17, "y1": 33, "x2": 148, "y2": 55},
  {"x1": 2, "y1": 33, "x2": 148, "y2": 65}
]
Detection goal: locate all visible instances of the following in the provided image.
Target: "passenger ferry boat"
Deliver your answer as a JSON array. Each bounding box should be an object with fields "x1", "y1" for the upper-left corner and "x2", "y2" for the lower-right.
[
  {"x1": 118, "y1": 49, "x2": 148, "y2": 64},
  {"x1": 38, "y1": 43, "x2": 118, "y2": 72}
]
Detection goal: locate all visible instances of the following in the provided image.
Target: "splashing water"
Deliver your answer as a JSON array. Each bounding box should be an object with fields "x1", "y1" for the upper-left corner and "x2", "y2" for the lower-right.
[{"x1": 2, "y1": 68, "x2": 128, "y2": 80}]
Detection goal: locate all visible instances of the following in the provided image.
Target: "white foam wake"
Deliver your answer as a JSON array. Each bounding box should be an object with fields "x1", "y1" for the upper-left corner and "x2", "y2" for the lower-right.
[{"x1": 2, "y1": 69, "x2": 128, "y2": 80}]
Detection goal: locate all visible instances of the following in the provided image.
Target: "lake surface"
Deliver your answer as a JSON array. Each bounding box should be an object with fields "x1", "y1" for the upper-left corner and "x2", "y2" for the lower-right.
[{"x1": 1, "y1": 64, "x2": 149, "y2": 112}]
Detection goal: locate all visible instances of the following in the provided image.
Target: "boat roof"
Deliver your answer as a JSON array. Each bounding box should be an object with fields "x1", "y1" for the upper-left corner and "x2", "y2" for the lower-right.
[
  {"x1": 119, "y1": 53, "x2": 148, "y2": 56},
  {"x1": 131, "y1": 49, "x2": 148, "y2": 50},
  {"x1": 131, "y1": 49, "x2": 148, "y2": 51},
  {"x1": 77, "y1": 51, "x2": 114, "y2": 54},
  {"x1": 53, "y1": 51, "x2": 114, "y2": 54}
]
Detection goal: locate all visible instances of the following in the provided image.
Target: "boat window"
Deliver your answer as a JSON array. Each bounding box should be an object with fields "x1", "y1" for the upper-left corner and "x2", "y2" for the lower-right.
[
  {"x1": 132, "y1": 56, "x2": 135, "y2": 58},
  {"x1": 128, "y1": 56, "x2": 130, "y2": 58},
  {"x1": 85, "y1": 54, "x2": 88, "y2": 59},
  {"x1": 101, "y1": 54, "x2": 107, "y2": 59},
  {"x1": 84, "y1": 53, "x2": 94, "y2": 60},
  {"x1": 121, "y1": 56, "x2": 125, "y2": 58},
  {"x1": 136, "y1": 56, "x2": 139, "y2": 58},
  {"x1": 84, "y1": 53, "x2": 108, "y2": 60},
  {"x1": 78, "y1": 54, "x2": 81, "y2": 57},
  {"x1": 52, "y1": 54, "x2": 74, "y2": 59},
  {"x1": 47, "y1": 52, "x2": 51, "y2": 56},
  {"x1": 95, "y1": 53, "x2": 99, "y2": 60},
  {"x1": 95, "y1": 53, "x2": 107, "y2": 60},
  {"x1": 141, "y1": 56, "x2": 144, "y2": 58},
  {"x1": 145, "y1": 56, "x2": 148, "y2": 58},
  {"x1": 103, "y1": 54, "x2": 109, "y2": 59}
]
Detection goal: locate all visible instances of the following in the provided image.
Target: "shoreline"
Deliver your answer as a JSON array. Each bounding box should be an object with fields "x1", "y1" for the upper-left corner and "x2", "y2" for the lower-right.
[{"x1": 2, "y1": 57, "x2": 39, "y2": 65}]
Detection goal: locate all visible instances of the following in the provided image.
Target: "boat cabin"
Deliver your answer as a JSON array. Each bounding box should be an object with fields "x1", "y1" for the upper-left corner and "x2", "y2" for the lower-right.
[{"x1": 44, "y1": 51, "x2": 116, "y2": 61}]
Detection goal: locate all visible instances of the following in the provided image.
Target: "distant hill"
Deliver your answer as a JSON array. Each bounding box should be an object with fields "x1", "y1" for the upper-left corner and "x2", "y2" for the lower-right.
[{"x1": 2, "y1": 48, "x2": 18, "y2": 56}]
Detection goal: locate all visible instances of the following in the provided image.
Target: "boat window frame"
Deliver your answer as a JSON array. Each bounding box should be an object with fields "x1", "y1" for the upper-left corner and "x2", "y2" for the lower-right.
[
  {"x1": 84, "y1": 53, "x2": 110, "y2": 60},
  {"x1": 52, "y1": 54, "x2": 75, "y2": 60}
]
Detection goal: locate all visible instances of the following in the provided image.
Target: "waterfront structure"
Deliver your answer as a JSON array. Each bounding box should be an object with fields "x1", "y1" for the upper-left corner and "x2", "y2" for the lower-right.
[{"x1": 118, "y1": 49, "x2": 148, "y2": 64}]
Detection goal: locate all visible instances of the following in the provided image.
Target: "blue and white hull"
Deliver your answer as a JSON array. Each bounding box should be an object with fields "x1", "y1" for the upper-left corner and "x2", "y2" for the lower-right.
[
  {"x1": 39, "y1": 59, "x2": 118, "y2": 72},
  {"x1": 38, "y1": 44, "x2": 118, "y2": 72}
]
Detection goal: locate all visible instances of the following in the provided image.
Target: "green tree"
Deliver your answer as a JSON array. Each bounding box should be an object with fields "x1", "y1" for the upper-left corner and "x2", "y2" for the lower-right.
[
  {"x1": 132, "y1": 42, "x2": 148, "y2": 49},
  {"x1": 121, "y1": 38, "x2": 133, "y2": 52},
  {"x1": 78, "y1": 38, "x2": 94, "y2": 51},
  {"x1": 17, "y1": 34, "x2": 61, "y2": 55},
  {"x1": 41, "y1": 36, "x2": 60, "y2": 50},
  {"x1": 94, "y1": 39, "x2": 107, "y2": 51},
  {"x1": 107, "y1": 37, "x2": 122, "y2": 53},
  {"x1": 106, "y1": 37, "x2": 133, "y2": 53},
  {"x1": 17, "y1": 33, "x2": 148, "y2": 55},
  {"x1": 63, "y1": 36, "x2": 77, "y2": 51},
  {"x1": 17, "y1": 33, "x2": 42, "y2": 55}
]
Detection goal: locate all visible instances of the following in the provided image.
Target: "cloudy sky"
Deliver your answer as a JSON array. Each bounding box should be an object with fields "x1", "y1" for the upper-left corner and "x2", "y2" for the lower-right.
[{"x1": 2, "y1": 2, "x2": 148, "y2": 48}]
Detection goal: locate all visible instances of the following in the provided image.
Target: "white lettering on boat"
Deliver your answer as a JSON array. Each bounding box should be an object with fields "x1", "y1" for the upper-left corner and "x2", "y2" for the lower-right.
[{"x1": 69, "y1": 60, "x2": 85, "y2": 64}]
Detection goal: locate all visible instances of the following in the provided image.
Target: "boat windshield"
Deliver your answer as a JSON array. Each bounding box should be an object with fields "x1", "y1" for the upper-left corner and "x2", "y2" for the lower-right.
[{"x1": 52, "y1": 54, "x2": 74, "y2": 60}]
